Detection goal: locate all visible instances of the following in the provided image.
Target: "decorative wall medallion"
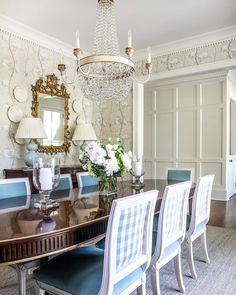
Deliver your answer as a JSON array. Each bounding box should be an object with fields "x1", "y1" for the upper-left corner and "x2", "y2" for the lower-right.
[
  {"x1": 72, "y1": 100, "x2": 79, "y2": 113},
  {"x1": 7, "y1": 105, "x2": 23, "y2": 123},
  {"x1": 13, "y1": 86, "x2": 28, "y2": 102}
]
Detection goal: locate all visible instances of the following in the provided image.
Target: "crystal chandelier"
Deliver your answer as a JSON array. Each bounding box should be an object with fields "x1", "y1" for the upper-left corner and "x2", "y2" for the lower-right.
[{"x1": 58, "y1": 0, "x2": 152, "y2": 101}]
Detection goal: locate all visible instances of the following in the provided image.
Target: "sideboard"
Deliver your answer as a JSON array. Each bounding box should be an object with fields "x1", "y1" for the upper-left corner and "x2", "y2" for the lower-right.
[{"x1": 4, "y1": 166, "x2": 84, "y2": 193}]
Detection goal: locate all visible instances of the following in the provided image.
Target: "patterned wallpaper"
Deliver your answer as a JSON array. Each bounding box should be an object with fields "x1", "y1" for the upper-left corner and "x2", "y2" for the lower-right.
[{"x1": 0, "y1": 29, "x2": 133, "y2": 177}]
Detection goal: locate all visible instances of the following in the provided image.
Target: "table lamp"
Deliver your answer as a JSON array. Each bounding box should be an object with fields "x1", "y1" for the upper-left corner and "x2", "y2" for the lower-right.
[
  {"x1": 72, "y1": 122, "x2": 97, "y2": 150},
  {"x1": 15, "y1": 117, "x2": 47, "y2": 167}
]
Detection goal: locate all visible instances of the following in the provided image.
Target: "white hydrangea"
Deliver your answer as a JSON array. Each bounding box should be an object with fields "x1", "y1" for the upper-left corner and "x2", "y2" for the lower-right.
[
  {"x1": 121, "y1": 152, "x2": 132, "y2": 171},
  {"x1": 105, "y1": 156, "x2": 120, "y2": 176},
  {"x1": 87, "y1": 141, "x2": 106, "y2": 166}
]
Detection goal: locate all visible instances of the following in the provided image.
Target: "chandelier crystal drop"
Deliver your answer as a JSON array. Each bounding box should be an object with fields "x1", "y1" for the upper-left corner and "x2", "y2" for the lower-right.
[{"x1": 58, "y1": 0, "x2": 152, "y2": 101}]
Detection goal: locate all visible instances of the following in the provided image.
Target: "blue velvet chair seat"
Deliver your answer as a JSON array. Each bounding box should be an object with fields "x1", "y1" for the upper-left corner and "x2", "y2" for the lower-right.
[{"x1": 34, "y1": 247, "x2": 143, "y2": 295}]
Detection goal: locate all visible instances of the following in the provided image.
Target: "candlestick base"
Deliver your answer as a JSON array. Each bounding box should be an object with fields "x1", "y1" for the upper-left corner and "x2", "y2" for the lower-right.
[{"x1": 131, "y1": 171, "x2": 145, "y2": 189}]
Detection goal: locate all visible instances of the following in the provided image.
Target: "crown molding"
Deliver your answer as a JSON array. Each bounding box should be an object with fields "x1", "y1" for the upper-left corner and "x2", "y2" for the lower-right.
[
  {"x1": 0, "y1": 13, "x2": 73, "y2": 57},
  {"x1": 134, "y1": 25, "x2": 236, "y2": 61}
]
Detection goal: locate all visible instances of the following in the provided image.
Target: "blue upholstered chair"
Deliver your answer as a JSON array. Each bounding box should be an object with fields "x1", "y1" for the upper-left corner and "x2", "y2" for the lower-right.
[
  {"x1": 34, "y1": 190, "x2": 158, "y2": 295},
  {"x1": 166, "y1": 168, "x2": 193, "y2": 183},
  {"x1": 150, "y1": 181, "x2": 192, "y2": 295},
  {"x1": 50, "y1": 174, "x2": 73, "y2": 201},
  {"x1": 0, "y1": 178, "x2": 31, "y2": 214},
  {"x1": 76, "y1": 172, "x2": 98, "y2": 187},
  {"x1": 55, "y1": 173, "x2": 73, "y2": 190},
  {"x1": 185, "y1": 174, "x2": 215, "y2": 279}
]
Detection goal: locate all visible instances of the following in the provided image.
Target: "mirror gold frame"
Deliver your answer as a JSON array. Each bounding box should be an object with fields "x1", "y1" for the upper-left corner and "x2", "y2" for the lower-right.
[{"x1": 31, "y1": 74, "x2": 70, "y2": 154}]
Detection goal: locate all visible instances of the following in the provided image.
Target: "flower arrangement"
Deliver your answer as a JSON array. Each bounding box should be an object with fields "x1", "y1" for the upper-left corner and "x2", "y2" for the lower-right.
[{"x1": 80, "y1": 138, "x2": 132, "y2": 178}]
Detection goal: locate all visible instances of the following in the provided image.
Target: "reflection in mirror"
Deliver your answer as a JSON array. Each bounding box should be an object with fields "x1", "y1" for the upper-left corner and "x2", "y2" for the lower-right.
[
  {"x1": 32, "y1": 74, "x2": 70, "y2": 154},
  {"x1": 39, "y1": 94, "x2": 65, "y2": 146}
]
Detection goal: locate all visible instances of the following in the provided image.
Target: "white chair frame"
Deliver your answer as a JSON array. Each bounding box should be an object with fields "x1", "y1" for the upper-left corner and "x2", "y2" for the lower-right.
[
  {"x1": 37, "y1": 190, "x2": 158, "y2": 295},
  {"x1": 185, "y1": 174, "x2": 215, "y2": 279},
  {"x1": 150, "y1": 181, "x2": 192, "y2": 295}
]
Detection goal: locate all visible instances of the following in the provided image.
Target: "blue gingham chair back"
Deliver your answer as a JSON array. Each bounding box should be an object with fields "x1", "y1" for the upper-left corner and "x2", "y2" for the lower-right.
[
  {"x1": 189, "y1": 175, "x2": 214, "y2": 234},
  {"x1": 99, "y1": 190, "x2": 157, "y2": 293},
  {"x1": 153, "y1": 181, "x2": 192, "y2": 260}
]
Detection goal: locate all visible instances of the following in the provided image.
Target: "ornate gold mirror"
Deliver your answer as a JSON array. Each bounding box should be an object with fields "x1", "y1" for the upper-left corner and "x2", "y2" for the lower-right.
[{"x1": 32, "y1": 74, "x2": 70, "y2": 154}]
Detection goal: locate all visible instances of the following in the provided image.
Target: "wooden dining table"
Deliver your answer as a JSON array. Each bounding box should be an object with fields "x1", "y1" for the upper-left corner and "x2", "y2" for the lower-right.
[{"x1": 0, "y1": 179, "x2": 194, "y2": 294}]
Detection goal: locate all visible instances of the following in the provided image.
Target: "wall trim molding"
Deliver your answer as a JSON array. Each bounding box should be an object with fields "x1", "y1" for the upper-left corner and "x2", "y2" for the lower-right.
[
  {"x1": 0, "y1": 13, "x2": 73, "y2": 57},
  {"x1": 134, "y1": 25, "x2": 236, "y2": 60},
  {"x1": 135, "y1": 28, "x2": 236, "y2": 81}
]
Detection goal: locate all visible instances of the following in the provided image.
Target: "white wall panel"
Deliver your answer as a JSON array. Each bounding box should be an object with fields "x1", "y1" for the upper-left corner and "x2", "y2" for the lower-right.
[
  {"x1": 178, "y1": 110, "x2": 197, "y2": 159},
  {"x1": 178, "y1": 85, "x2": 197, "y2": 108},
  {"x1": 201, "y1": 108, "x2": 222, "y2": 159},
  {"x1": 143, "y1": 161, "x2": 154, "y2": 179},
  {"x1": 144, "y1": 90, "x2": 154, "y2": 113},
  {"x1": 144, "y1": 72, "x2": 228, "y2": 200},
  {"x1": 201, "y1": 162, "x2": 222, "y2": 185},
  {"x1": 202, "y1": 81, "x2": 223, "y2": 105},
  {"x1": 144, "y1": 114, "x2": 154, "y2": 158},
  {"x1": 156, "y1": 88, "x2": 174, "y2": 110},
  {"x1": 155, "y1": 162, "x2": 174, "y2": 179},
  {"x1": 156, "y1": 113, "x2": 174, "y2": 158}
]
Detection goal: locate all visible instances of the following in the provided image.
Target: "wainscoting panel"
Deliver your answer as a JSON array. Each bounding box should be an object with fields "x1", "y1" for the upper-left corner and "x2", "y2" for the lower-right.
[{"x1": 144, "y1": 72, "x2": 228, "y2": 200}]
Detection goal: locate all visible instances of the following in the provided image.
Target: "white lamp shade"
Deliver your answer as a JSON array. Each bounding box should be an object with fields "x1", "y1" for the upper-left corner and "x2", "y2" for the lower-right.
[
  {"x1": 72, "y1": 122, "x2": 97, "y2": 141},
  {"x1": 15, "y1": 117, "x2": 47, "y2": 139}
]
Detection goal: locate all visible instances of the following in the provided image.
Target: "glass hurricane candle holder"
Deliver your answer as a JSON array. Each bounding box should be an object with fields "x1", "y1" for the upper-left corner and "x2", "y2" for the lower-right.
[{"x1": 33, "y1": 157, "x2": 60, "y2": 206}]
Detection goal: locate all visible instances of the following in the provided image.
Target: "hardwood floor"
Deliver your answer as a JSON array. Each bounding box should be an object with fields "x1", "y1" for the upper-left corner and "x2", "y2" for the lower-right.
[{"x1": 208, "y1": 194, "x2": 236, "y2": 228}]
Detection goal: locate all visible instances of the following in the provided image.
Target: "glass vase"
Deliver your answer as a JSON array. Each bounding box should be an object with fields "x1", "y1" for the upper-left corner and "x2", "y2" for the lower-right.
[{"x1": 99, "y1": 176, "x2": 117, "y2": 196}]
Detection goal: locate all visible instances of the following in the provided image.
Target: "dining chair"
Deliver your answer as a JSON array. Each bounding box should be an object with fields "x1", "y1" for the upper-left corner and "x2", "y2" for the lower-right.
[
  {"x1": 150, "y1": 181, "x2": 192, "y2": 295},
  {"x1": 0, "y1": 177, "x2": 31, "y2": 214},
  {"x1": 185, "y1": 174, "x2": 215, "y2": 279},
  {"x1": 76, "y1": 171, "x2": 99, "y2": 187},
  {"x1": 34, "y1": 190, "x2": 158, "y2": 295},
  {"x1": 55, "y1": 173, "x2": 73, "y2": 190},
  {"x1": 166, "y1": 168, "x2": 193, "y2": 183},
  {"x1": 0, "y1": 177, "x2": 31, "y2": 294}
]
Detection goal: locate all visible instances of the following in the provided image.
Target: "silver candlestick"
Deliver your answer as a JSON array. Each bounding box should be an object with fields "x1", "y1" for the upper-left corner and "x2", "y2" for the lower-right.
[{"x1": 131, "y1": 170, "x2": 145, "y2": 188}]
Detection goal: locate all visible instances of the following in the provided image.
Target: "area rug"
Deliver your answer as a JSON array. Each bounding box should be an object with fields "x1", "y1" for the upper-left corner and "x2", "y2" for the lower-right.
[{"x1": 1, "y1": 226, "x2": 236, "y2": 295}]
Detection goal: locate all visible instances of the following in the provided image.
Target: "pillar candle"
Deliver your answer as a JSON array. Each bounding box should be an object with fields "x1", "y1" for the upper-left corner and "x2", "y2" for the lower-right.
[
  {"x1": 134, "y1": 161, "x2": 142, "y2": 176},
  {"x1": 39, "y1": 167, "x2": 53, "y2": 191}
]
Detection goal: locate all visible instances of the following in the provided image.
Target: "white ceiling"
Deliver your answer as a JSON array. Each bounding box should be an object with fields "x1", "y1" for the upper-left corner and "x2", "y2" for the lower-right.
[{"x1": 0, "y1": 0, "x2": 236, "y2": 51}]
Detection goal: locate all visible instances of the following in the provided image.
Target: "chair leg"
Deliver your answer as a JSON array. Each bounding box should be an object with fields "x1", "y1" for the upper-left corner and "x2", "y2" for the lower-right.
[
  {"x1": 151, "y1": 266, "x2": 161, "y2": 295},
  {"x1": 174, "y1": 252, "x2": 185, "y2": 293},
  {"x1": 187, "y1": 240, "x2": 197, "y2": 279},
  {"x1": 38, "y1": 288, "x2": 46, "y2": 295},
  {"x1": 137, "y1": 273, "x2": 146, "y2": 295},
  {"x1": 16, "y1": 265, "x2": 27, "y2": 295},
  {"x1": 201, "y1": 230, "x2": 210, "y2": 264}
]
